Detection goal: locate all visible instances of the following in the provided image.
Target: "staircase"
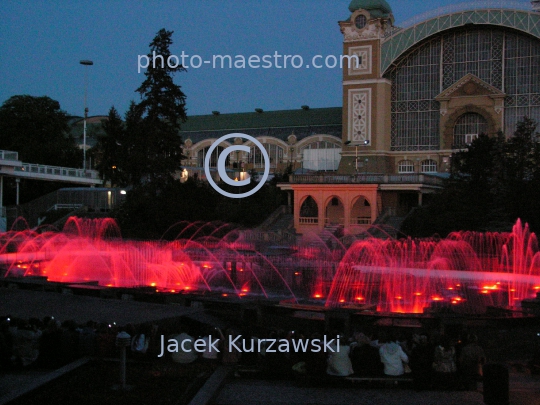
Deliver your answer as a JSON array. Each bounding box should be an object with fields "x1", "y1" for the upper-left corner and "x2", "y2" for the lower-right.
[
  {"x1": 241, "y1": 205, "x2": 296, "y2": 244},
  {"x1": 353, "y1": 208, "x2": 405, "y2": 240},
  {"x1": 6, "y1": 187, "x2": 124, "y2": 229},
  {"x1": 366, "y1": 216, "x2": 405, "y2": 239},
  {"x1": 259, "y1": 205, "x2": 294, "y2": 233},
  {"x1": 269, "y1": 213, "x2": 294, "y2": 232}
]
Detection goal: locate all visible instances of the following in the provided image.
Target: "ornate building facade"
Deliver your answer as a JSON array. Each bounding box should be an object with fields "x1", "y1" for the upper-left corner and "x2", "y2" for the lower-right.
[
  {"x1": 282, "y1": 0, "x2": 540, "y2": 235},
  {"x1": 161, "y1": 1, "x2": 540, "y2": 237}
]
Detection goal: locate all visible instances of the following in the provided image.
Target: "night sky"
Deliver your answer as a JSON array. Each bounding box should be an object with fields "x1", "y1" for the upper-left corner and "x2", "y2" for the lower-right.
[{"x1": 0, "y1": 0, "x2": 533, "y2": 117}]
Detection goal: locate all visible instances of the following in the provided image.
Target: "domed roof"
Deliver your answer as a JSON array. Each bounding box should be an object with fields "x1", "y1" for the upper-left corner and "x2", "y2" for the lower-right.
[{"x1": 348, "y1": 0, "x2": 392, "y2": 18}]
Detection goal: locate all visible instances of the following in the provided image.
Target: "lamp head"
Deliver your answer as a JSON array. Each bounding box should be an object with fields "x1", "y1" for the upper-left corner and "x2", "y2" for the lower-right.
[{"x1": 80, "y1": 60, "x2": 94, "y2": 66}]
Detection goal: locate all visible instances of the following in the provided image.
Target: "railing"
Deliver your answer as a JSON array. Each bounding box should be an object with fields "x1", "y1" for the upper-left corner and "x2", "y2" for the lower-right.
[
  {"x1": 289, "y1": 173, "x2": 445, "y2": 186},
  {"x1": 299, "y1": 217, "x2": 318, "y2": 225},
  {"x1": 241, "y1": 230, "x2": 296, "y2": 243},
  {"x1": 325, "y1": 218, "x2": 344, "y2": 226},
  {"x1": 350, "y1": 217, "x2": 372, "y2": 225},
  {"x1": 15, "y1": 164, "x2": 100, "y2": 179},
  {"x1": 47, "y1": 204, "x2": 84, "y2": 212},
  {"x1": 0, "y1": 150, "x2": 19, "y2": 161}
]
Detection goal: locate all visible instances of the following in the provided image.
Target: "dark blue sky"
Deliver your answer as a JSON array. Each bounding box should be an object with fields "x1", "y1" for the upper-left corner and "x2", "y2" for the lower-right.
[{"x1": 0, "y1": 0, "x2": 533, "y2": 118}]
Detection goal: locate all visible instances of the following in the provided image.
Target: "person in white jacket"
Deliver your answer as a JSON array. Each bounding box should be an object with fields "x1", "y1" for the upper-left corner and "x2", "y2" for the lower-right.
[
  {"x1": 379, "y1": 337, "x2": 409, "y2": 376},
  {"x1": 326, "y1": 335, "x2": 354, "y2": 377}
]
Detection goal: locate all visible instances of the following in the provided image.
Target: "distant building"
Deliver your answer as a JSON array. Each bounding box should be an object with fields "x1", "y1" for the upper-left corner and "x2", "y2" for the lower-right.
[
  {"x1": 75, "y1": 1, "x2": 540, "y2": 238},
  {"x1": 280, "y1": 0, "x2": 540, "y2": 235},
  {"x1": 179, "y1": 107, "x2": 342, "y2": 181}
]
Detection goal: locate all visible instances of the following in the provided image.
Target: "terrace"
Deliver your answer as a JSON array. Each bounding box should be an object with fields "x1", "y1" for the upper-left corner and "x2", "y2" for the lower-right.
[{"x1": 287, "y1": 173, "x2": 445, "y2": 187}]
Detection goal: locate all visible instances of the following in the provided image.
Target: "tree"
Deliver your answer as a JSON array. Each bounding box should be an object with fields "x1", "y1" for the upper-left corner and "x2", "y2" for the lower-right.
[
  {"x1": 402, "y1": 117, "x2": 540, "y2": 236},
  {"x1": 0, "y1": 95, "x2": 81, "y2": 167},
  {"x1": 95, "y1": 29, "x2": 188, "y2": 187},
  {"x1": 94, "y1": 106, "x2": 126, "y2": 186},
  {"x1": 132, "y1": 28, "x2": 187, "y2": 186},
  {"x1": 0, "y1": 95, "x2": 84, "y2": 205},
  {"x1": 505, "y1": 117, "x2": 540, "y2": 183},
  {"x1": 501, "y1": 117, "x2": 540, "y2": 225}
]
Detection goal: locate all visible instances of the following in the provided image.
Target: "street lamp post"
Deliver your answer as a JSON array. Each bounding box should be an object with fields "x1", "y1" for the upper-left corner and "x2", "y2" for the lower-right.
[
  {"x1": 80, "y1": 60, "x2": 93, "y2": 171},
  {"x1": 345, "y1": 139, "x2": 370, "y2": 174}
]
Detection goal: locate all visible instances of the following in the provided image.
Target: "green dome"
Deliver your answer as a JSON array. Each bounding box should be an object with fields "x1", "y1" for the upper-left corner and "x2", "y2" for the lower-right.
[{"x1": 348, "y1": 0, "x2": 392, "y2": 18}]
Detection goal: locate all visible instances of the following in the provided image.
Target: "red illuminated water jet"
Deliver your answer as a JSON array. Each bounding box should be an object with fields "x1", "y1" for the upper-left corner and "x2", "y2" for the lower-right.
[
  {"x1": 2, "y1": 217, "x2": 540, "y2": 314},
  {"x1": 325, "y1": 220, "x2": 540, "y2": 314},
  {"x1": 0, "y1": 217, "x2": 295, "y2": 299}
]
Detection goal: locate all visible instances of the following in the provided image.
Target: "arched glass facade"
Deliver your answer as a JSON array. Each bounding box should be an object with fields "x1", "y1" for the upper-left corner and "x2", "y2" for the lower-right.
[
  {"x1": 197, "y1": 146, "x2": 229, "y2": 168},
  {"x1": 249, "y1": 143, "x2": 284, "y2": 168},
  {"x1": 385, "y1": 27, "x2": 540, "y2": 151}
]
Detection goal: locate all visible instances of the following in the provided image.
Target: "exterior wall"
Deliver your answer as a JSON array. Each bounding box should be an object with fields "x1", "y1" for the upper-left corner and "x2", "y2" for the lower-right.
[
  {"x1": 339, "y1": 8, "x2": 393, "y2": 176},
  {"x1": 343, "y1": 39, "x2": 381, "y2": 82},
  {"x1": 184, "y1": 134, "x2": 342, "y2": 176},
  {"x1": 292, "y1": 184, "x2": 379, "y2": 235},
  {"x1": 437, "y1": 74, "x2": 505, "y2": 149}
]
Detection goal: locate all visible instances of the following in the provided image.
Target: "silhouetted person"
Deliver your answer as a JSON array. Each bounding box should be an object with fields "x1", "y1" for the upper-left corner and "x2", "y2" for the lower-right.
[
  {"x1": 410, "y1": 334, "x2": 434, "y2": 390},
  {"x1": 38, "y1": 319, "x2": 62, "y2": 368},
  {"x1": 432, "y1": 336, "x2": 457, "y2": 389},
  {"x1": 459, "y1": 334, "x2": 486, "y2": 391},
  {"x1": 350, "y1": 332, "x2": 383, "y2": 376},
  {"x1": 12, "y1": 321, "x2": 42, "y2": 368}
]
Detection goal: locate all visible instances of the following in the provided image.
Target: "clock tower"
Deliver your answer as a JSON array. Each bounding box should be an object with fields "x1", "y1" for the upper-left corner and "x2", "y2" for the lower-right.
[{"x1": 338, "y1": 0, "x2": 394, "y2": 174}]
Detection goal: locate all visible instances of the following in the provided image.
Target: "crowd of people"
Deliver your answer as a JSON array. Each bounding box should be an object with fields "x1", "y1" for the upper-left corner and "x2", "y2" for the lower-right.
[
  {"x1": 0, "y1": 314, "x2": 487, "y2": 391},
  {"x1": 171, "y1": 327, "x2": 487, "y2": 391},
  {"x1": 327, "y1": 329, "x2": 485, "y2": 391},
  {"x1": 0, "y1": 315, "x2": 159, "y2": 371}
]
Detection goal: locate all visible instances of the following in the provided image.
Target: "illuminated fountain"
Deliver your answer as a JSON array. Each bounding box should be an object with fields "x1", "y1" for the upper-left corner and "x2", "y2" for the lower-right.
[
  {"x1": 325, "y1": 220, "x2": 540, "y2": 314},
  {"x1": 0, "y1": 217, "x2": 295, "y2": 298},
  {"x1": 1, "y1": 217, "x2": 540, "y2": 315}
]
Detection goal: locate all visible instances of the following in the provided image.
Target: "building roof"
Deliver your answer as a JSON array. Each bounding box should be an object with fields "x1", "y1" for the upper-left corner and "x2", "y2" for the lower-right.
[
  {"x1": 348, "y1": 0, "x2": 392, "y2": 18},
  {"x1": 179, "y1": 107, "x2": 342, "y2": 143}
]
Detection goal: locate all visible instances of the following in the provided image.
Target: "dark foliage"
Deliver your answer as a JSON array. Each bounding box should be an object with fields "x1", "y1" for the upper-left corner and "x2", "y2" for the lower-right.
[
  {"x1": 403, "y1": 117, "x2": 540, "y2": 237},
  {"x1": 93, "y1": 29, "x2": 187, "y2": 188},
  {"x1": 0, "y1": 95, "x2": 84, "y2": 205},
  {"x1": 114, "y1": 178, "x2": 287, "y2": 240},
  {"x1": 0, "y1": 95, "x2": 82, "y2": 167},
  {"x1": 93, "y1": 106, "x2": 126, "y2": 186}
]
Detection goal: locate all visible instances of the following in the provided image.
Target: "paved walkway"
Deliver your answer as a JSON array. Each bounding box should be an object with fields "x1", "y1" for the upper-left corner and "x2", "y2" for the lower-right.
[
  {"x1": 214, "y1": 372, "x2": 540, "y2": 405},
  {"x1": 0, "y1": 358, "x2": 89, "y2": 405},
  {"x1": 1, "y1": 288, "x2": 199, "y2": 325}
]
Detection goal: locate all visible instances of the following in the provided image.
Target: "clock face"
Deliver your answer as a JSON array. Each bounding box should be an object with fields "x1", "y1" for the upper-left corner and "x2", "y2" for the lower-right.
[{"x1": 355, "y1": 15, "x2": 367, "y2": 30}]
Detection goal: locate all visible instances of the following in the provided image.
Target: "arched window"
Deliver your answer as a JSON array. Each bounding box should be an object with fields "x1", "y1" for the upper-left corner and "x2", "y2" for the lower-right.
[
  {"x1": 197, "y1": 146, "x2": 229, "y2": 168},
  {"x1": 421, "y1": 159, "x2": 437, "y2": 173},
  {"x1": 398, "y1": 160, "x2": 414, "y2": 173},
  {"x1": 299, "y1": 196, "x2": 318, "y2": 224},
  {"x1": 249, "y1": 143, "x2": 284, "y2": 168},
  {"x1": 453, "y1": 113, "x2": 487, "y2": 148}
]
